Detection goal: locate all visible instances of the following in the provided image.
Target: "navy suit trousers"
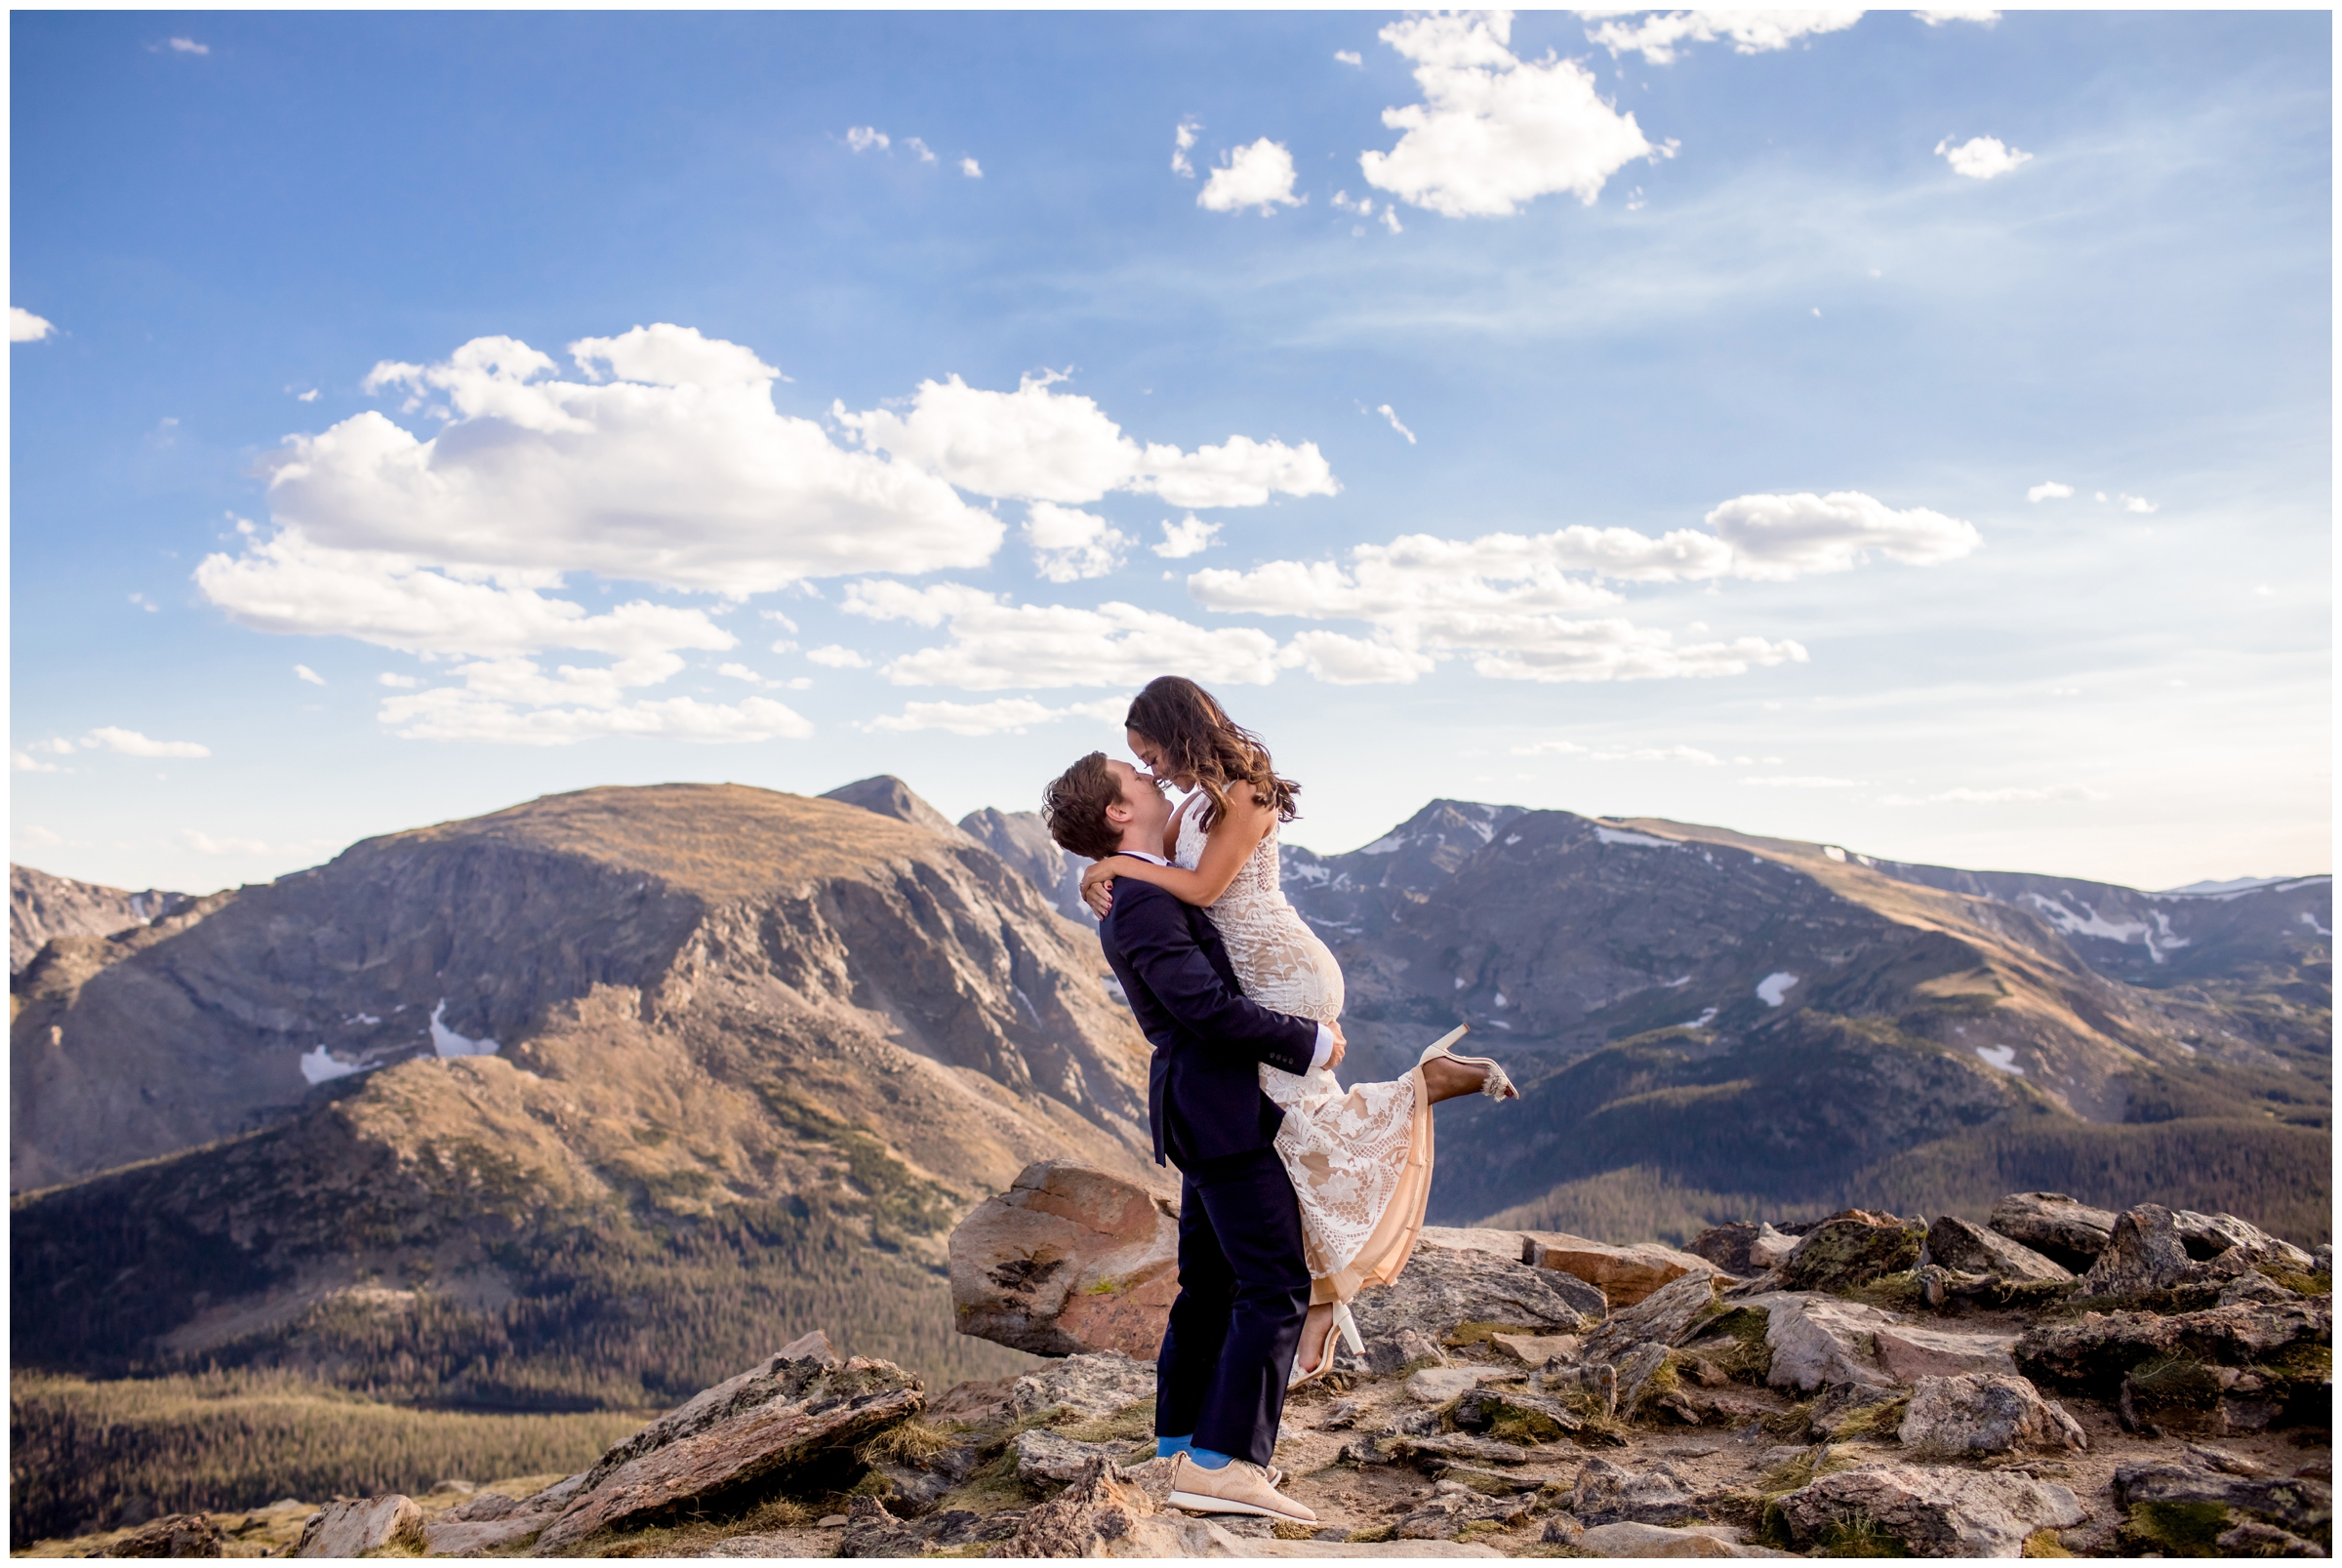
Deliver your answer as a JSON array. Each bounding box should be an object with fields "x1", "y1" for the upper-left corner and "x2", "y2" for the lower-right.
[{"x1": 1154, "y1": 1146, "x2": 1312, "y2": 1467}]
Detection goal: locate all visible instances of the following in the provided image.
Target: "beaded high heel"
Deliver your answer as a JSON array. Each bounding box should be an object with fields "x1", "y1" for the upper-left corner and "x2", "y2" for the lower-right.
[{"x1": 1418, "y1": 1025, "x2": 1520, "y2": 1101}]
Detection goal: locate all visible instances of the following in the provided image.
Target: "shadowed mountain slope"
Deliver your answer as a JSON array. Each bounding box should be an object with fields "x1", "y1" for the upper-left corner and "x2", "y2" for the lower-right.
[
  {"x1": 12, "y1": 784, "x2": 1150, "y2": 1400},
  {"x1": 9, "y1": 864, "x2": 190, "y2": 978}
]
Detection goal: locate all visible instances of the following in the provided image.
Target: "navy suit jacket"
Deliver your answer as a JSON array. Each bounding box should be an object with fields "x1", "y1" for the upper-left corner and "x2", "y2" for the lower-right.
[{"x1": 1098, "y1": 877, "x2": 1318, "y2": 1170}]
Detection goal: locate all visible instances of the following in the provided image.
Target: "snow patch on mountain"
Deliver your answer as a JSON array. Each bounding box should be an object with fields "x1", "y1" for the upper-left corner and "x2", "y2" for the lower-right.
[
  {"x1": 429, "y1": 999, "x2": 500, "y2": 1059},
  {"x1": 1756, "y1": 972, "x2": 1798, "y2": 1006}
]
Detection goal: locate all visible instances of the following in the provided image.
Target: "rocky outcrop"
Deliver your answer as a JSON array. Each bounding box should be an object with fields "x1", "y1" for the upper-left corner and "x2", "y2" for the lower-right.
[
  {"x1": 1576, "y1": 1520, "x2": 1797, "y2": 1558},
  {"x1": 2079, "y1": 1204, "x2": 2319, "y2": 1299},
  {"x1": 2015, "y1": 1297, "x2": 2331, "y2": 1396},
  {"x1": 1581, "y1": 1270, "x2": 1717, "y2": 1364},
  {"x1": 536, "y1": 1353, "x2": 924, "y2": 1551},
  {"x1": 949, "y1": 1162, "x2": 1179, "y2": 1358},
  {"x1": 820, "y1": 775, "x2": 969, "y2": 840},
  {"x1": 1775, "y1": 1463, "x2": 2085, "y2": 1556},
  {"x1": 10, "y1": 864, "x2": 191, "y2": 978},
  {"x1": 1568, "y1": 1457, "x2": 1700, "y2": 1526},
  {"x1": 1989, "y1": 1192, "x2": 2119, "y2": 1270},
  {"x1": 1898, "y1": 1372, "x2": 2085, "y2": 1455},
  {"x1": 101, "y1": 1513, "x2": 223, "y2": 1557},
  {"x1": 294, "y1": 1496, "x2": 425, "y2": 1557},
  {"x1": 1735, "y1": 1292, "x2": 1900, "y2": 1392},
  {"x1": 1009, "y1": 1350, "x2": 1159, "y2": 1420},
  {"x1": 2113, "y1": 1446, "x2": 2332, "y2": 1556},
  {"x1": 1519, "y1": 1232, "x2": 1715, "y2": 1307},
  {"x1": 1774, "y1": 1209, "x2": 1924, "y2": 1294},
  {"x1": 960, "y1": 807, "x2": 1092, "y2": 924},
  {"x1": 1923, "y1": 1215, "x2": 2072, "y2": 1283},
  {"x1": 1349, "y1": 1232, "x2": 1596, "y2": 1363}
]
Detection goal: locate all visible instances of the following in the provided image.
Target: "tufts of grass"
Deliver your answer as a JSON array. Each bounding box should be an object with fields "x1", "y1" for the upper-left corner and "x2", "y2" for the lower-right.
[
  {"x1": 2264, "y1": 1269, "x2": 2332, "y2": 1297},
  {"x1": 1842, "y1": 1272, "x2": 1925, "y2": 1312},
  {"x1": 2117, "y1": 1502, "x2": 2233, "y2": 1556},
  {"x1": 1057, "y1": 1400, "x2": 1154, "y2": 1447},
  {"x1": 1823, "y1": 1398, "x2": 1910, "y2": 1444},
  {"x1": 1816, "y1": 1511, "x2": 1905, "y2": 1557},
  {"x1": 2022, "y1": 1526, "x2": 2075, "y2": 1557},
  {"x1": 858, "y1": 1420, "x2": 955, "y2": 1467}
]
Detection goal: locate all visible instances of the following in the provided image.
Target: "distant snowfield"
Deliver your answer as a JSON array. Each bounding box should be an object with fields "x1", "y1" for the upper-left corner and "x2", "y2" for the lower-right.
[
  {"x1": 1974, "y1": 1043, "x2": 2024, "y2": 1074},
  {"x1": 1595, "y1": 826, "x2": 1677, "y2": 849},
  {"x1": 429, "y1": 999, "x2": 500, "y2": 1059},
  {"x1": 299, "y1": 1046, "x2": 368, "y2": 1084},
  {"x1": 1756, "y1": 971, "x2": 1798, "y2": 1007}
]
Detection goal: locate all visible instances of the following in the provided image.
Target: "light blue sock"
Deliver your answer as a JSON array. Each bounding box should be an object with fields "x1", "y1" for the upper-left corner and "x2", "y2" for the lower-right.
[
  {"x1": 1187, "y1": 1445, "x2": 1234, "y2": 1469},
  {"x1": 1155, "y1": 1434, "x2": 1192, "y2": 1460}
]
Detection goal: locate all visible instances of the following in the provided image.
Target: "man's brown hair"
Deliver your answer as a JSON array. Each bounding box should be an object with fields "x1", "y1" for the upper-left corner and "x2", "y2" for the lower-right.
[{"x1": 1042, "y1": 751, "x2": 1125, "y2": 863}]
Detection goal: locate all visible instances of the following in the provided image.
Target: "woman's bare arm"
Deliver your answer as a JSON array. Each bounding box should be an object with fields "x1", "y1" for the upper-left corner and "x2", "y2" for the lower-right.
[{"x1": 1081, "y1": 792, "x2": 1273, "y2": 913}]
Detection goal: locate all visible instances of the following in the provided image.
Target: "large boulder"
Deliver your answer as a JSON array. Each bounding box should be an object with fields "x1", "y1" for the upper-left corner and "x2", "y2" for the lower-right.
[
  {"x1": 1899, "y1": 1373, "x2": 2086, "y2": 1456},
  {"x1": 1577, "y1": 1521, "x2": 1799, "y2": 1558},
  {"x1": 1349, "y1": 1231, "x2": 1595, "y2": 1362},
  {"x1": 2077, "y1": 1203, "x2": 2199, "y2": 1298},
  {"x1": 294, "y1": 1497, "x2": 425, "y2": 1558},
  {"x1": 1582, "y1": 1269, "x2": 1721, "y2": 1364},
  {"x1": 1923, "y1": 1216, "x2": 2072, "y2": 1283},
  {"x1": 1870, "y1": 1323, "x2": 2021, "y2": 1383},
  {"x1": 535, "y1": 1354, "x2": 923, "y2": 1551},
  {"x1": 1775, "y1": 1464, "x2": 2084, "y2": 1557},
  {"x1": 997, "y1": 1457, "x2": 1249, "y2": 1557},
  {"x1": 423, "y1": 1486, "x2": 580, "y2": 1555},
  {"x1": 2013, "y1": 1298, "x2": 2330, "y2": 1433},
  {"x1": 1014, "y1": 1428, "x2": 1137, "y2": 1486},
  {"x1": 2114, "y1": 1447, "x2": 2333, "y2": 1555},
  {"x1": 1774, "y1": 1209, "x2": 1924, "y2": 1294},
  {"x1": 1988, "y1": 1192, "x2": 2117, "y2": 1270},
  {"x1": 1737, "y1": 1292, "x2": 1900, "y2": 1392},
  {"x1": 1520, "y1": 1231, "x2": 1716, "y2": 1307},
  {"x1": 950, "y1": 1161, "x2": 1181, "y2": 1358}
]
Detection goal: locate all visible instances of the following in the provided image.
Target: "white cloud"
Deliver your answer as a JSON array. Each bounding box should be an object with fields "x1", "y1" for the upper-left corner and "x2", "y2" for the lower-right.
[
  {"x1": 1383, "y1": 207, "x2": 1405, "y2": 235},
  {"x1": 2122, "y1": 494, "x2": 2158, "y2": 514},
  {"x1": 846, "y1": 126, "x2": 889, "y2": 153},
  {"x1": 1278, "y1": 630, "x2": 1439, "y2": 685},
  {"x1": 847, "y1": 583, "x2": 1284, "y2": 691},
  {"x1": 863, "y1": 696, "x2": 1126, "y2": 736},
  {"x1": 294, "y1": 663, "x2": 326, "y2": 686},
  {"x1": 1880, "y1": 784, "x2": 2108, "y2": 805},
  {"x1": 2027, "y1": 480, "x2": 2074, "y2": 503},
  {"x1": 233, "y1": 330, "x2": 994, "y2": 601},
  {"x1": 1363, "y1": 12, "x2": 1660, "y2": 218},
  {"x1": 1914, "y1": 9, "x2": 2000, "y2": 25},
  {"x1": 128, "y1": 592, "x2": 158, "y2": 613},
  {"x1": 1377, "y1": 404, "x2": 1418, "y2": 444},
  {"x1": 1512, "y1": 739, "x2": 1587, "y2": 755},
  {"x1": 297, "y1": 387, "x2": 320, "y2": 402},
  {"x1": 835, "y1": 369, "x2": 1338, "y2": 509},
  {"x1": 379, "y1": 671, "x2": 421, "y2": 688},
  {"x1": 1171, "y1": 119, "x2": 1200, "y2": 179},
  {"x1": 1335, "y1": 49, "x2": 1364, "y2": 65},
  {"x1": 1586, "y1": 10, "x2": 1863, "y2": 64},
  {"x1": 1025, "y1": 502, "x2": 1133, "y2": 583},
  {"x1": 906, "y1": 137, "x2": 937, "y2": 164},
  {"x1": 1152, "y1": 514, "x2": 1221, "y2": 559},
  {"x1": 1703, "y1": 492, "x2": 1981, "y2": 579},
  {"x1": 10, "y1": 308, "x2": 56, "y2": 342},
  {"x1": 960, "y1": 157, "x2": 983, "y2": 179},
  {"x1": 85, "y1": 726, "x2": 210, "y2": 758},
  {"x1": 168, "y1": 36, "x2": 210, "y2": 55},
  {"x1": 12, "y1": 750, "x2": 61, "y2": 773},
  {"x1": 1198, "y1": 138, "x2": 1305, "y2": 214},
  {"x1": 1935, "y1": 135, "x2": 2032, "y2": 180},
  {"x1": 1742, "y1": 775, "x2": 1866, "y2": 787},
  {"x1": 805, "y1": 644, "x2": 870, "y2": 667}
]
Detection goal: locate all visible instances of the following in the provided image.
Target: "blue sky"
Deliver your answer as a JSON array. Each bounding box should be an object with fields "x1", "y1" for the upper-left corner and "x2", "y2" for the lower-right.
[{"x1": 10, "y1": 9, "x2": 2330, "y2": 896}]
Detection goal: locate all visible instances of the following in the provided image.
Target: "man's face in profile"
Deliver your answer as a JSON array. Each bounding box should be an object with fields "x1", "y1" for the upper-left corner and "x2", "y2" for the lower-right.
[{"x1": 1107, "y1": 758, "x2": 1170, "y2": 846}]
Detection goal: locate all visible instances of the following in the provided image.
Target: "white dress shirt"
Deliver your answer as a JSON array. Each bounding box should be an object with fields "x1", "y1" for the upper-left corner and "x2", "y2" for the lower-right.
[{"x1": 1113, "y1": 849, "x2": 1336, "y2": 1072}]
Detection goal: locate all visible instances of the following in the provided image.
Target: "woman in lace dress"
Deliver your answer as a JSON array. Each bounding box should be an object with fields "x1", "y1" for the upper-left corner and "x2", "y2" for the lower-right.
[{"x1": 1079, "y1": 676, "x2": 1518, "y2": 1383}]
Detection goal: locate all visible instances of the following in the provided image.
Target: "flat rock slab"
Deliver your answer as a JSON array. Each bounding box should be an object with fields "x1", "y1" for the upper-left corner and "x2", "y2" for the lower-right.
[
  {"x1": 423, "y1": 1514, "x2": 552, "y2": 1555},
  {"x1": 1015, "y1": 1427, "x2": 1137, "y2": 1484},
  {"x1": 1989, "y1": 1192, "x2": 2116, "y2": 1270},
  {"x1": 295, "y1": 1496, "x2": 424, "y2": 1557},
  {"x1": 1873, "y1": 1323, "x2": 2020, "y2": 1382},
  {"x1": 2014, "y1": 1298, "x2": 2332, "y2": 1395},
  {"x1": 1489, "y1": 1331, "x2": 1581, "y2": 1365},
  {"x1": 1405, "y1": 1366, "x2": 1508, "y2": 1403},
  {"x1": 1777, "y1": 1462, "x2": 2084, "y2": 1557},
  {"x1": 1924, "y1": 1216, "x2": 2072, "y2": 1283},
  {"x1": 949, "y1": 1160, "x2": 1182, "y2": 1357},
  {"x1": 1010, "y1": 1349, "x2": 1159, "y2": 1420},
  {"x1": 1519, "y1": 1231, "x2": 1716, "y2": 1308},
  {"x1": 1582, "y1": 1270, "x2": 1721, "y2": 1364},
  {"x1": 1580, "y1": 1521, "x2": 1801, "y2": 1558},
  {"x1": 537, "y1": 1357, "x2": 923, "y2": 1551}
]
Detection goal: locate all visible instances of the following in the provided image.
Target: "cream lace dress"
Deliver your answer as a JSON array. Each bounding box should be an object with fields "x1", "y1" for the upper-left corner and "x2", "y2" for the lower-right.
[{"x1": 1174, "y1": 799, "x2": 1434, "y2": 1307}]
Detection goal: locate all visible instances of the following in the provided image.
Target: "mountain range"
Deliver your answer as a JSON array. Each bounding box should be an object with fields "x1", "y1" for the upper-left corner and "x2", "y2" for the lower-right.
[{"x1": 10, "y1": 777, "x2": 2328, "y2": 1407}]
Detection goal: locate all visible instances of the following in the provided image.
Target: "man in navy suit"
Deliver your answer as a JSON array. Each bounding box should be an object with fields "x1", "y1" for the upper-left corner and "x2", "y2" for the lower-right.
[{"x1": 1043, "y1": 751, "x2": 1341, "y2": 1526}]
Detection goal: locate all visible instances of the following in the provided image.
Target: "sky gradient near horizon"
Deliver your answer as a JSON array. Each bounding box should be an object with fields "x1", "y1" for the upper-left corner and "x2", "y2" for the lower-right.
[{"x1": 10, "y1": 9, "x2": 2332, "y2": 897}]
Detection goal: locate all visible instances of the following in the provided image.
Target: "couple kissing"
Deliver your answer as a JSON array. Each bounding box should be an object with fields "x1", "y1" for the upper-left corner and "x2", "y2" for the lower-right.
[{"x1": 1041, "y1": 675, "x2": 1520, "y2": 1527}]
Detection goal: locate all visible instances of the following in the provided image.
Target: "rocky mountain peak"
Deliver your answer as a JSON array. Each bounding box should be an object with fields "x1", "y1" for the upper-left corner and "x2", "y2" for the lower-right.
[{"x1": 819, "y1": 774, "x2": 969, "y2": 841}]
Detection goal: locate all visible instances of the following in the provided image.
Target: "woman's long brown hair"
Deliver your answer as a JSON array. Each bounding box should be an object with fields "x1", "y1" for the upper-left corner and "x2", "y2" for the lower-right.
[{"x1": 1124, "y1": 676, "x2": 1299, "y2": 832}]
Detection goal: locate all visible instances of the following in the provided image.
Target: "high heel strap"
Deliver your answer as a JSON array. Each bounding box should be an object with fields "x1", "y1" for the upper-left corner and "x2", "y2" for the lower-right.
[
  {"x1": 1333, "y1": 1302, "x2": 1364, "y2": 1356},
  {"x1": 1416, "y1": 1025, "x2": 1471, "y2": 1066}
]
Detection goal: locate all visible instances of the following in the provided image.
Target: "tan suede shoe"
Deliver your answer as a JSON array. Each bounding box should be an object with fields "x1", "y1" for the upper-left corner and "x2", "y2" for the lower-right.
[{"x1": 1165, "y1": 1452, "x2": 1319, "y2": 1524}]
